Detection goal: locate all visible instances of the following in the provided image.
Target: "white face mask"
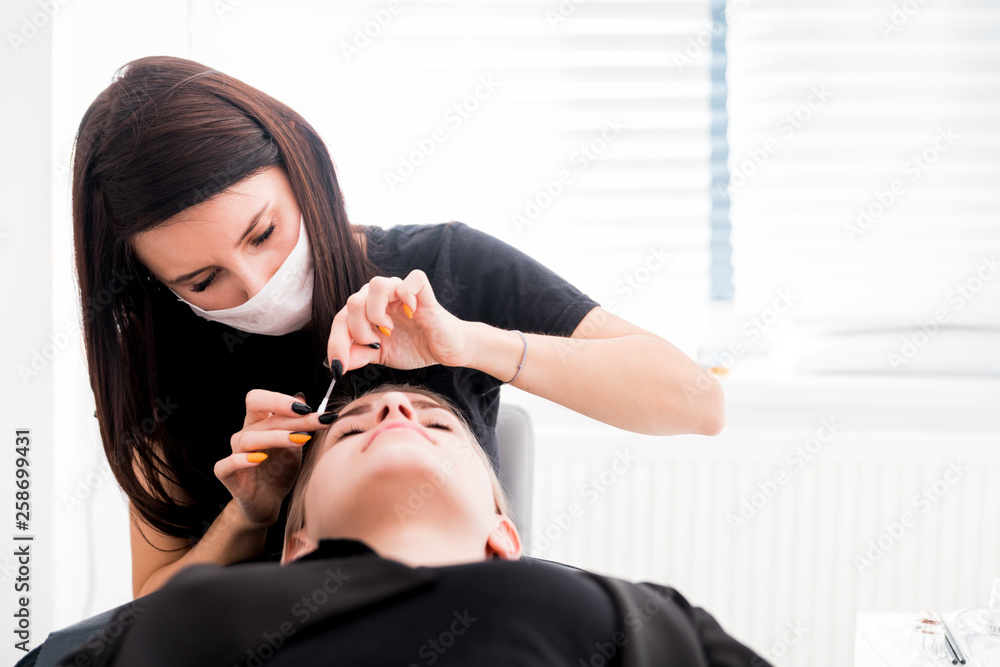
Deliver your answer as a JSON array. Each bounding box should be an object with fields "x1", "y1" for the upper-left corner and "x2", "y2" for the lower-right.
[{"x1": 170, "y1": 214, "x2": 314, "y2": 335}]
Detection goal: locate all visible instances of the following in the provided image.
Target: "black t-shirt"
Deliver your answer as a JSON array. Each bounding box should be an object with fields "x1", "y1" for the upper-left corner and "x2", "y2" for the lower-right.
[
  {"x1": 277, "y1": 539, "x2": 621, "y2": 667},
  {"x1": 55, "y1": 539, "x2": 621, "y2": 667},
  {"x1": 148, "y1": 222, "x2": 598, "y2": 555},
  {"x1": 54, "y1": 538, "x2": 771, "y2": 667}
]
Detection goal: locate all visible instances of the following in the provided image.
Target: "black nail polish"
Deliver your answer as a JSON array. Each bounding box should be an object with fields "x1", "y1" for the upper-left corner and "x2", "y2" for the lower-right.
[
  {"x1": 291, "y1": 402, "x2": 312, "y2": 415},
  {"x1": 318, "y1": 411, "x2": 338, "y2": 425},
  {"x1": 332, "y1": 359, "x2": 344, "y2": 381},
  {"x1": 366, "y1": 342, "x2": 381, "y2": 350},
  {"x1": 291, "y1": 431, "x2": 312, "y2": 436}
]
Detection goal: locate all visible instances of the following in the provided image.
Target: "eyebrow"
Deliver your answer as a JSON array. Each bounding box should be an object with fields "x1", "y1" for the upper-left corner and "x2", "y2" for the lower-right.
[
  {"x1": 336, "y1": 397, "x2": 446, "y2": 421},
  {"x1": 167, "y1": 201, "x2": 271, "y2": 285}
]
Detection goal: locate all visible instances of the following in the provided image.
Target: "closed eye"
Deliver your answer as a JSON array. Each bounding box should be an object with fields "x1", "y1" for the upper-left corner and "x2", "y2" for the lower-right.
[
  {"x1": 333, "y1": 420, "x2": 451, "y2": 441},
  {"x1": 334, "y1": 426, "x2": 365, "y2": 441},
  {"x1": 425, "y1": 421, "x2": 452, "y2": 431}
]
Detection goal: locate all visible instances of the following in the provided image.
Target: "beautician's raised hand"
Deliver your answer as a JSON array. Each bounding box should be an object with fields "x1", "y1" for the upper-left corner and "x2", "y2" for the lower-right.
[
  {"x1": 214, "y1": 390, "x2": 333, "y2": 530},
  {"x1": 326, "y1": 269, "x2": 474, "y2": 374}
]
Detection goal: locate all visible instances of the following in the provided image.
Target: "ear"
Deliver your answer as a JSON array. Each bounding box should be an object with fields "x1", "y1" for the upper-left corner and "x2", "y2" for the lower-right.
[
  {"x1": 282, "y1": 529, "x2": 319, "y2": 565},
  {"x1": 485, "y1": 516, "x2": 522, "y2": 561}
]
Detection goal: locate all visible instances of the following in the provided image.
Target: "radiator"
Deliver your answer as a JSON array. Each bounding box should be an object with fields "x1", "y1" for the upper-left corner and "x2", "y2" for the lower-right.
[{"x1": 528, "y1": 423, "x2": 1000, "y2": 667}]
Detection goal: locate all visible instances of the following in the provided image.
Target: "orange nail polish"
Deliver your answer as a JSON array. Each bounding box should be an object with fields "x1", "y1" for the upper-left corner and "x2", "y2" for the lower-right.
[
  {"x1": 402, "y1": 304, "x2": 414, "y2": 319},
  {"x1": 378, "y1": 325, "x2": 392, "y2": 337},
  {"x1": 289, "y1": 432, "x2": 312, "y2": 444},
  {"x1": 247, "y1": 452, "x2": 267, "y2": 463}
]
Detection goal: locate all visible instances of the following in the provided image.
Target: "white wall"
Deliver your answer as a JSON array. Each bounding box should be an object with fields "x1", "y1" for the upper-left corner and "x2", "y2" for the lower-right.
[{"x1": 1, "y1": 3, "x2": 54, "y2": 663}]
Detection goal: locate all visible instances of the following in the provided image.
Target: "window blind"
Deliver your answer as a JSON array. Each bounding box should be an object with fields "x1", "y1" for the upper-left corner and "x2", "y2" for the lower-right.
[
  {"x1": 191, "y1": 0, "x2": 716, "y2": 352},
  {"x1": 724, "y1": 0, "x2": 1000, "y2": 373}
]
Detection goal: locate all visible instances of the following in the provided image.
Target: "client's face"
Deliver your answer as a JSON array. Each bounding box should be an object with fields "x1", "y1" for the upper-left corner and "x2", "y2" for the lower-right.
[{"x1": 299, "y1": 390, "x2": 500, "y2": 548}]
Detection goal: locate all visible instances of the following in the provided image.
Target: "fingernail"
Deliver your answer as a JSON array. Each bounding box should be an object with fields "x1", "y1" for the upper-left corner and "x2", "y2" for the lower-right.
[
  {"x1": 402, "y1": 304, "x2": 414, "y2": 319},
  {"x1": 318, "y1": 411, "x2": 338, "y2": 425},
  {"x1": 378, "y1": 325, "x2": 392, "y2": 337},
  {"x1": 291, "y1": 402, "x2": 312, "y2": 415},
  {"x1": 366, "y1": 342, "x2": 381, "y2": 350},
  {"x1": 322, "y1": 357, "x2": 331, "y2": 369},
  {"x1": 247, "y1": 452, "x2": 268, "y2": 463},
  {"x1": 332, "y1": 359, "x2": 344, "y2": 381},
  {"x1": 289, "y1": 432, "x2": 312, "y2": 444}
]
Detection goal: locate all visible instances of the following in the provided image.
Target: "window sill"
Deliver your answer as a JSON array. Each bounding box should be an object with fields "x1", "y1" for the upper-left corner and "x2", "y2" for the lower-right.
[{"x1": 719, "y1": 355, "x2": 1000, "y2": 430}]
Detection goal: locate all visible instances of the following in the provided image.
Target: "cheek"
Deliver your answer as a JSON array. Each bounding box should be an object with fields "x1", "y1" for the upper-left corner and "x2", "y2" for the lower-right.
[
  {"x1": 269, "y1": 226, "x2": 294, "y2": 260},
  {"x1": 303, "y1": 453, "x2": 349, "y2": 523},
  {"x1": 279, "y1": 219, "x2": 301, "y2": 253},
  {"x1": 448, "y1": 449, "x2": 496, "y2": 511},
  {"x1": 270, "y1": 218, "x2": 301, "y2": 264}
]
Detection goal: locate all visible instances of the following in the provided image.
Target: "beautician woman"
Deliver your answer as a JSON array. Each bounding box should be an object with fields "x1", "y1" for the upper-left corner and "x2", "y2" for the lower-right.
[{"x1": 71, "y1": 56, "x2": 724, "y2": 598}]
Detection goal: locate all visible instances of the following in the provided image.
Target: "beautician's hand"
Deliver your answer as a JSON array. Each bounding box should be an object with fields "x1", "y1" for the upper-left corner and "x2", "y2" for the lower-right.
[
  {"x1": 214, "y1": 390, "x2": 329, "y2": 529},
  {"x1": 326, "y1": 269, "x2": 474, "y2": 374}
]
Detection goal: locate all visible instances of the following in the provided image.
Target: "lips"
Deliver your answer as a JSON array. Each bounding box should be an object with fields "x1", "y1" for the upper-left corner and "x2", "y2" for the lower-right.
[{"x1": 362, "y1": 420, "x2": 433, "y2": 452}]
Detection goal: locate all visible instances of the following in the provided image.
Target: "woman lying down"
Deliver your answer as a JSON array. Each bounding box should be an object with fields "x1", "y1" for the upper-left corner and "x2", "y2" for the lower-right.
[{"x1": 59, "y1": 386, "x2": 770, "y2": 667}]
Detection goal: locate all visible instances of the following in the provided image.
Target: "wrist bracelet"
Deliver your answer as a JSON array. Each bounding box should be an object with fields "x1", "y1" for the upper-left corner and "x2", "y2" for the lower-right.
[{"x1": 505, "y1": 330, "x2": 528, "y2": 384}]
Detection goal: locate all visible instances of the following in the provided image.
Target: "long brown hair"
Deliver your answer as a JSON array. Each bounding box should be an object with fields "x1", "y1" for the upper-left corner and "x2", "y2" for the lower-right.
[{"x1": 72, "y1": 56, "x2": 374, "y2": 539}]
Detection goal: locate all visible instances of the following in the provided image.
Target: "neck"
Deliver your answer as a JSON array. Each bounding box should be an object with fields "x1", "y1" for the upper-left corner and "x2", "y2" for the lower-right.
[{"x1": 334, "y1": 519, "x2": 487, "y2": 567}]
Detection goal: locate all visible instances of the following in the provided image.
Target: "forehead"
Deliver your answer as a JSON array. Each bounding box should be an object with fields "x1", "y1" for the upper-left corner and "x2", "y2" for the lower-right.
[{"x1": 130, "y1": 167, "x2": 289, "y2": 254}]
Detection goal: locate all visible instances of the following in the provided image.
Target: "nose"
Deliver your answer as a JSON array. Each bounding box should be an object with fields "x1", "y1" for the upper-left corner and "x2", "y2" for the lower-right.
[
  {"x1": 234, "y1": 258, "x2": 276, "y2": 303},
  {"x1": 373, "y1": 392, "x2": 418, "y2": 424}
]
